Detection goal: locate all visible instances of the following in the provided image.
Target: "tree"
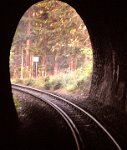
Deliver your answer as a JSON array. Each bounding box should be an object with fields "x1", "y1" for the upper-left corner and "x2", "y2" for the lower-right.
[{"x1": 10, "y1": 0, "x2": 92, "y2": 79}]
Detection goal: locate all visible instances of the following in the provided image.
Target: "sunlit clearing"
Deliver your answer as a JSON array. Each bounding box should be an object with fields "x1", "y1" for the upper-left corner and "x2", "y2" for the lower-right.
[{"x1": 10, "y1": 0, "x2": 93, "y2": 96}]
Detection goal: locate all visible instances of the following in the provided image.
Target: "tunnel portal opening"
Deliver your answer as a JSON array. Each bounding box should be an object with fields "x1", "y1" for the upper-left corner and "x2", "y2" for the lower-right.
[{"x1": 10, "y1": 0, "x2": 93, "y2": 97}]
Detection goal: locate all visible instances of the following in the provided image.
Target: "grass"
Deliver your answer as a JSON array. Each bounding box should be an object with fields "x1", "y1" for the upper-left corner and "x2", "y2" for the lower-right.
[
  {"x1": 11, "y1": 64, "x2": 93, "y2": 95},
  {"x1": 13, "y1": 96, "x2": 21, "y2": 108}
]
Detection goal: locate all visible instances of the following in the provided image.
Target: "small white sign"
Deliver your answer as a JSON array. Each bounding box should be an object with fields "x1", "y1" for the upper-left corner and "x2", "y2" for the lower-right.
[{"x1": 33, "y1": 56, "x2": 39, "y2": 62}]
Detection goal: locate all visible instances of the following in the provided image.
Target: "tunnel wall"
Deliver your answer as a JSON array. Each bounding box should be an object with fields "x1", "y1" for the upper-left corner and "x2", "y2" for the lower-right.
[
  {"x1": 0, "y1": 0, "x2": 127, "y2": 117},
  {"x1": 1, "y1": 0, "x2": 127, "y2": 148}
]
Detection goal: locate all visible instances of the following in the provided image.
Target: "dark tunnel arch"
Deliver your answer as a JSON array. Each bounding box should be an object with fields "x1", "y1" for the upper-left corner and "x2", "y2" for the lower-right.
[
  {"x1": 1, "y1": 0, "x2": 127, "y2": 149},
  {"x1": 10, "y1": 0, "x2": 127, "y2": 111},
  {"x1": 1, "y1": 0, "x2": 127, "y2": 113}
]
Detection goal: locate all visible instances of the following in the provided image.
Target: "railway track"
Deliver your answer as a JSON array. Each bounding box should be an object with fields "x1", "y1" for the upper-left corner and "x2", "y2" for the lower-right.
[{"x1": 12, "y1": 83, "x2": 122, "y2": 150}]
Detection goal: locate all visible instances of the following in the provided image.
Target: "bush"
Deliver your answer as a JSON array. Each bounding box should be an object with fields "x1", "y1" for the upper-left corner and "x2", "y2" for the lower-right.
[
  {"x1": 13, "y1": 96, "x2": 20, "y2": 108},
  {"x1": 48, "y1": 76, "x2": 63, "y2": 90},
  {"x1": 11, "y1": 63, "x2": 93, "y2": 95}
]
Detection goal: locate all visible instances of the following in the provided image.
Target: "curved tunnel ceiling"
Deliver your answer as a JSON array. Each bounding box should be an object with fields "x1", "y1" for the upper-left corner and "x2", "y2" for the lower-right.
[{"x1": 0, "y1": 0, "x2": 127, "y2": 112}]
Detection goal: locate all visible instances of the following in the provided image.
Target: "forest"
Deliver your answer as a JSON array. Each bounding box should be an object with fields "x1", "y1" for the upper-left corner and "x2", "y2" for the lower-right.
[{"x1": 10, "y1": 0, "x2": 93, "y2": 95}]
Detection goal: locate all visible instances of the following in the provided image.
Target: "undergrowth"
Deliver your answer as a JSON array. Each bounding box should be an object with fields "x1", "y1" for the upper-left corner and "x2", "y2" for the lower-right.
[{"x1": 11, "y1": 65, "x2": 92, "y2": 95}]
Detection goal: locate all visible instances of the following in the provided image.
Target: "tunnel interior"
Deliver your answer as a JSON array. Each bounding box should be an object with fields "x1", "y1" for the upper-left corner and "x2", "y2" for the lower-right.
[
  {"x1": 5, "y1": 0, "x2": 127, "y2": 112},
  {"x1": 0, "y1": 0, "x2": 127, "y2": 149}
]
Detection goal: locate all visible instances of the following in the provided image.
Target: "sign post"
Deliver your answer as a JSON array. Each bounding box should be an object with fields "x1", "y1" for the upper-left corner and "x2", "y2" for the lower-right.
[{"x1": 33, "y1": 56, "x2": 39, "y2": 78}]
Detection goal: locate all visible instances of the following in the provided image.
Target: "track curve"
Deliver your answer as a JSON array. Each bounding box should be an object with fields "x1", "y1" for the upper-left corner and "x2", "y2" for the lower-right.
[{"x1": 12, "y1": 83, "x2": 122, "y2": 150}]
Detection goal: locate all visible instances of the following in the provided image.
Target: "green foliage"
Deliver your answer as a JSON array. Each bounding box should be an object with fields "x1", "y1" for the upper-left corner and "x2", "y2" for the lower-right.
[
  {"x1": 62, "y1": 65, "x2": 92, "y2": 92},
  {"x1": 10, "y1": 0, "x2": 93, "y2": 95},
  {"x1": 32, "y1": 77, "x2": 45, "y2": 88},
  {"x1": 44, "y1": 76, "x2": 63, "y2": 90},
  {"x1": 13, "y1": 96, "x2": 20, "y2": 108},
  {"x1": 12, "y1": 64, "x2": 92, "y2": 94},
  {"x1": 11, "y1": 78, "x2": 24, "y2": 84}
]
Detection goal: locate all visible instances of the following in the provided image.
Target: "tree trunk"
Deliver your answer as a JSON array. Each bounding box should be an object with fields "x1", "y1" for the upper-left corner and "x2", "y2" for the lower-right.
[
  {"x1": 68, "y1": 55, "x2": 77, "y2": 72},
  {"x1": 29, "y1": 54, "x2": 32, "y2": 78},
  {"x1": 53, "y1": 53, "x2": 59, "y2": 75},
  {"x1": 13, "y1": 45, "x2": 19, "y2": 79},
  {"x1": 25, "y1": 10, "x2": 31, "y2": 78},
  {"x1": 26, "y1": 39, "x2": 30, "y2": 78},
  {"x1": 41, "y1": 54, "x2": 47, "y2": 77},
  {"x1": 20, "y1": 45, "x2": 24, "y2": 79}
]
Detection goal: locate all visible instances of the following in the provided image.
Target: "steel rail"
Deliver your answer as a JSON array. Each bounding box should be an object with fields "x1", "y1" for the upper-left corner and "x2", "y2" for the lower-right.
[
  {"x1": 12, "y1": 84, "x2": 85, "y2": 150},
  {"x1": 12, "y1": 83, "x2": 122, "y2": 150}
]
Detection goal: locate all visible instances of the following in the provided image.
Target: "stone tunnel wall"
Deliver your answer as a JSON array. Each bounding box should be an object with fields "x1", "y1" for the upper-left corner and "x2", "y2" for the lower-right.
[{"x1": 0, "y1": 0, "x2": 127, "y2": 113}]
